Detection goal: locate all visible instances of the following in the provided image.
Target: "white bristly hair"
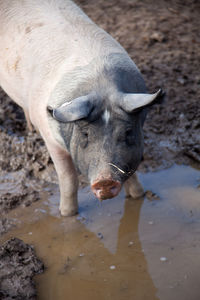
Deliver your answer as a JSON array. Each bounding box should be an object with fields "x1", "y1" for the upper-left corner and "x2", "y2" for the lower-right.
[
  {"x1": 102, "y1": 109, "x2": 110, "y2": 125},
  {"x1": 108, "y1": 163, "x2": 126, "y2": 174}
]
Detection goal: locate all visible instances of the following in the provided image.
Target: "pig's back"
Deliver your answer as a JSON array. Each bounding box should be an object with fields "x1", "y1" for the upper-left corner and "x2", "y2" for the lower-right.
[{"x1": 0, "y1": 0, "x2": 124, "y2": 109}]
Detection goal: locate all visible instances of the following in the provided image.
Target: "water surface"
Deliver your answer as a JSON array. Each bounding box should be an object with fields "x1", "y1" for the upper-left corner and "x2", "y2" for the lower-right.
[{"x1": 2, "y1": 165, "x2": 200, "y2": 300}]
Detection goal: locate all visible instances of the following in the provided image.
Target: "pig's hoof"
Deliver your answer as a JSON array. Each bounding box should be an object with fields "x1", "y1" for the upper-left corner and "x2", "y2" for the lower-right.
[
  {"x1": 124, "y1": 173, "x2": 145, "y2": 200},
  {"x1": 124, "y1": 183, "x2": 145, "y2": 199},
  {"x1": 59, "y1": 206, "x2": 78, "y2": 217}
]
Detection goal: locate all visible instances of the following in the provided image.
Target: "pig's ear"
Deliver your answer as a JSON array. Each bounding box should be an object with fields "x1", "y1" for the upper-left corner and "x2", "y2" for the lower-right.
[
  {"x1": 48, "y1": 95, "x2": 94, "y2": 122},
  {"x1": 121, "y1": 89, "x2": 165, "y2": 113}
]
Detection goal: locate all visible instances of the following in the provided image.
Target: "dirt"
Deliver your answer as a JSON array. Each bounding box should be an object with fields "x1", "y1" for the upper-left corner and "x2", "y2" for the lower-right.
[
  {"x1": 145, "y1": 190, "x2": 160, "y2": 201},
  {"x1": 0, "y1": 238, "x2": 44, "y2": 300},
  {"x1": 0, "y1": 0, "x2": 200, "y2": 298}
]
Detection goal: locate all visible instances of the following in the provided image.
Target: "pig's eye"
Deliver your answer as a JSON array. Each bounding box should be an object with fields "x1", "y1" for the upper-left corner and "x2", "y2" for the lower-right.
[
  {"x1": 80, "y1": 131, "x2": 88, "y2": 148},
  {"x1": 125, "y1": 129, "x2": 135, "y2": 146}
]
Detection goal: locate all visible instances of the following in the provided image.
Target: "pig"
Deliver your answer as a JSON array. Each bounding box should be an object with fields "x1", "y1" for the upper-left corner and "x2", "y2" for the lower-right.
[{"x1": 0, "y1": 0, "x2": 164, "y2": 216}]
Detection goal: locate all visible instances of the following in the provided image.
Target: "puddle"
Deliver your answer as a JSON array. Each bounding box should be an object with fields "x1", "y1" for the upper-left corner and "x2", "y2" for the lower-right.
[
  {"x1": 138, "y1": 165, "x2": 200, "y2": 300},
  {"x1": 1, "y1": 164, "x2": 200, "y2": 300}
]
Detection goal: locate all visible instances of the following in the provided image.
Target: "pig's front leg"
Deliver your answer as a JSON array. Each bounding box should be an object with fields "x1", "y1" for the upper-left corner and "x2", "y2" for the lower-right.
[
  {"x1": 124, "y1": 173, "x2": 144, "y2": 199},
  {"x1": 46, "y1": 141, "x2": 79, "y2": 216}
]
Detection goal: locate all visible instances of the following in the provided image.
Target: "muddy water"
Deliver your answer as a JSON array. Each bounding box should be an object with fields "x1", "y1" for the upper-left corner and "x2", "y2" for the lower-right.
[{"x1": 1, "y1": 165, "x2": 200, "y2": 300}]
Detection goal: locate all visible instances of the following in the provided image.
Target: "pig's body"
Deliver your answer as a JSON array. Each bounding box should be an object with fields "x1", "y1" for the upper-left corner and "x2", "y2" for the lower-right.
[
  {"x1": 0, "y1": 0, "x2": 163, "y2": 216},
  {"x1": 0, "y1": 0, "x2": 124, "y2": 123}
]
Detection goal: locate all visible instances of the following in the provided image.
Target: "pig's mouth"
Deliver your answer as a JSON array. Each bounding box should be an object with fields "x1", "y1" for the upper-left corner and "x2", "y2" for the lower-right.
[{"x1": 91, "y1": 179, "x2": 121, "y2": 200}]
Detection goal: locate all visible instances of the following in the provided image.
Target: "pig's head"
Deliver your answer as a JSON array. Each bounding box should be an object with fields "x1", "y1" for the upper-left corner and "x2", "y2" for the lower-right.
[{"x1": 49, "y1": 89, "x2": 164, "y2": 200}]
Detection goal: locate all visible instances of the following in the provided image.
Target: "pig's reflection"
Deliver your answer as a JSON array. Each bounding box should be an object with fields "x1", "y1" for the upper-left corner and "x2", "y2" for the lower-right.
[
  {"x1": 2, "y1": 185, "x2": 158, "y2": 300},
  {"x1": 35, "y1": 191, "x2": 158, "y2": 300}
]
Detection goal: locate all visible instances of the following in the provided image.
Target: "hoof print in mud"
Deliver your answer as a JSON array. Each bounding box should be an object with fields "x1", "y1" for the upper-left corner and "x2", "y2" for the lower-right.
[{"x1": 0, "y1": 238, "x2": 44, "y2": 300}]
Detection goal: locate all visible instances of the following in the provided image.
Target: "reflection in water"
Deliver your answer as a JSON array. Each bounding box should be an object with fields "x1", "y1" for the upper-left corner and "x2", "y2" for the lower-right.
[
  {"x1": 1, "y1": 164, "x2": 200, "y2": 300},
  {"x1": 2, "y1": 186, "x2": 158, "y2": 300}
]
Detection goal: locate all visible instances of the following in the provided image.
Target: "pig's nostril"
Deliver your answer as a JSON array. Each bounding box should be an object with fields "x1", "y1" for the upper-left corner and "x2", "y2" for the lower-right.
[
  {"x1": 110, "y1": 186, "x2": 118, "y2": 194},
  {"x1": 91, "y1": 179, "x2": 121, "y2": 200}
]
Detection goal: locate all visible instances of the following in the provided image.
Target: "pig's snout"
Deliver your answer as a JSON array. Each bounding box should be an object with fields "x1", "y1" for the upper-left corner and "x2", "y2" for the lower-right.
[{"x1": 91, "y1": 179, "x2": 121, "y2": 200}]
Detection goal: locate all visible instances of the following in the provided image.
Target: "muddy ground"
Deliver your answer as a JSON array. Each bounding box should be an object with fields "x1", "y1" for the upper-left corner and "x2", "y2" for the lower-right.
[
  {"x1": 0, "y1": 0, "x2": 200, "y2": 299},
  {"x1": 0, "y1": 238, "x2": 44, "y2": 300}
]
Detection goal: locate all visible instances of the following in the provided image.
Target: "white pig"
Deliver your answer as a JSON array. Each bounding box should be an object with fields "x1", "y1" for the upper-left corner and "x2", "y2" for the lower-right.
[{"x1": 0, "y1": 0, "x2": 164, "y2": 216}]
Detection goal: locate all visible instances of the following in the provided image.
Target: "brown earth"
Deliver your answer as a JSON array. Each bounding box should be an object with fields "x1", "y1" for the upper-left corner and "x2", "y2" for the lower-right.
[
  {"x1": 0, "y1": 0, "x2": 200, "y2": 298},
  {"x1": 0, "y1": 238, "x2": 44, "y2": 300}
]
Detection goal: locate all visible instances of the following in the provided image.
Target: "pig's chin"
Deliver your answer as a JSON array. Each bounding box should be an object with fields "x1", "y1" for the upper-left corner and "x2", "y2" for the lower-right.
[{"x1": 91, "y1": 178, "x2": 122, "y2": 200}]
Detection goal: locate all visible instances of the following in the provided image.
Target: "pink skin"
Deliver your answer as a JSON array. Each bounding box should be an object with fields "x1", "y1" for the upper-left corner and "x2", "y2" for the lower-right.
[{"x1": 91, "y1": 178, "x2": 122, "y2": 200}]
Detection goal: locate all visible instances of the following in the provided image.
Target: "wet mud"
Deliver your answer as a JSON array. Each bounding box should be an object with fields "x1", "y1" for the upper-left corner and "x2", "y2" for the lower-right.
[
  {"x1": 0, "y1": 0, "x2": 200, "y2": 299},
  {"x1": 0, "y1": 238, "x2": 44, "y2": 300}
]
